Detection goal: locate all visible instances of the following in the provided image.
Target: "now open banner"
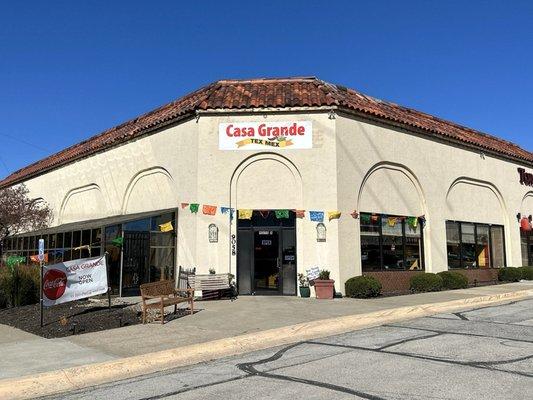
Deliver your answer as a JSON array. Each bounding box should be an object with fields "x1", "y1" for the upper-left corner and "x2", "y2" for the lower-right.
[
  {"x1": 219, "y1": 121, "x2": 313, "y2": 150},
  {"x1": 42, "y1": 256, "x2": 108, "y2": 307}
]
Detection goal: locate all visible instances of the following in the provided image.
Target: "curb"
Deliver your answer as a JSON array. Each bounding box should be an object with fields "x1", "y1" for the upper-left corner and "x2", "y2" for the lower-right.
[{"x1": 1, "y1": 289, "x2": 532, "y2": 399}]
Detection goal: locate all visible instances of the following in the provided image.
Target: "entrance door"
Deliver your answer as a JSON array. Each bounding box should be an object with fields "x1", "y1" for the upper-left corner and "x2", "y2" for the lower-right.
[
  {"x1": 253, "y1": 229, "x2": 281, "y2": 293},
  {"x1": 237, "y1": 210, "x2": 297, "y2": 295},
  {"x1": 122, "y1": 231, "x2": 150, "y2": 296}
]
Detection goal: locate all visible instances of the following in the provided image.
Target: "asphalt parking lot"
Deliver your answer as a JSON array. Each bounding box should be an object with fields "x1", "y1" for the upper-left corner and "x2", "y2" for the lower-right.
[{"x1": 49, "y1": 298, "x2": 533, "y2": 400}]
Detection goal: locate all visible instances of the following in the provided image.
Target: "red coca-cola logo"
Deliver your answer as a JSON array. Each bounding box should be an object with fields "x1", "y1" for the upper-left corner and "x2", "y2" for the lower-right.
[{"x1": 43, "y1": 269, "x2": 67, "y2": 300}]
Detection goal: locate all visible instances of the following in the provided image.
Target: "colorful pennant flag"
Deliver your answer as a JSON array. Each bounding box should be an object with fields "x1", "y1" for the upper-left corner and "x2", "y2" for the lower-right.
[
  {"x1": 159, "y1": 221, "x2": 174, "y2": 232},
  {"x1": 238, "y1": 209, "x2": 253, "y2": 220},
  {"x1": 181, "y1": 203, "x2": 189, "y2": 209},
  {"x1": 189, "y1": 203, "x2": 200, "y2": 213},
  {"x1": 350, "y1": 210, "x2": 359, "y2": 219},
  {"x1": 111, "y1": 236, "x2": 124, "y2": 247},
  {"x1": 202, "y1": 205, "x2": 217, "y2": 216},
  {"x1": 259, "y1": 210, "x2": 270, "y2": 219},
  {"x1": 371, "y1": 214, "x2": 379, "y2": 223},
  {"x1": 407, "y1": 216, "x2": 418, "y2": 230},
  {"x1": 328, "y1": 211, "x2": 341, "y2": 221},
  {"x1": 295, "y1": 210, "x2": 306, "y2": 218},
  {"x1": 309, "y1": 211, "x2": 324, "y2": 222},
  {"x1": 275, "y1": 209, "x2": 289, "y2": 219},
  {"x1": 387, "y1": 217, "x2": 398, "y2": 227},
  {"x1": 360, "y1": 213, "x2": 371, "y2": 224}
]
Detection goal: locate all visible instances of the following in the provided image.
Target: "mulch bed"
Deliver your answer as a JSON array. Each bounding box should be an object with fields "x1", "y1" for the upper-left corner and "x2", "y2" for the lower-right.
[{"x1": 0, "y1": 299, "x2": 142, "y2": 338}]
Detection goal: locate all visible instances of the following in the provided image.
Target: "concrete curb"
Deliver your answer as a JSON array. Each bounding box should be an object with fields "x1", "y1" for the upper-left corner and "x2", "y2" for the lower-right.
[{"x1": 1, "y1": 289, "x2": 532, "y2": 400}]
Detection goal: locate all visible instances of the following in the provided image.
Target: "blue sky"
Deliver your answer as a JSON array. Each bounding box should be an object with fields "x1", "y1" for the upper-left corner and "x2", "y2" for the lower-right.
[{"x1": 1, "y1": 1, "x2": 532, "y2": 178}]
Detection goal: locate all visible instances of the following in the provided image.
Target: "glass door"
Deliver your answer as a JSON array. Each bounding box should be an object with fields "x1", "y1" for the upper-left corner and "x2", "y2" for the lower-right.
[{"x1": 253, "y1": 229, "x2": 280, "y2": 293}]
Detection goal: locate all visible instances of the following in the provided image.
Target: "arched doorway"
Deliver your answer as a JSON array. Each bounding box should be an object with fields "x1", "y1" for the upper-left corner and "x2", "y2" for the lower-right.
[{"x1": 230, "y1": 154, "x2": 302, "y2": 295}]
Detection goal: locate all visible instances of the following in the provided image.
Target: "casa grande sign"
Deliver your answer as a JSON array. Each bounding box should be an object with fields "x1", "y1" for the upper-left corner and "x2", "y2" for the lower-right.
[{"x1": 219, "y1": 121, "x2": 312, "y2": 150}]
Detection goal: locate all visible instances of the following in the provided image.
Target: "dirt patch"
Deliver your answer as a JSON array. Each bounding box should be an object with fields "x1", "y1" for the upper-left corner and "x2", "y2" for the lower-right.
[{"x1": 0, "y1": 298, "x2": 142, "y2": 338}]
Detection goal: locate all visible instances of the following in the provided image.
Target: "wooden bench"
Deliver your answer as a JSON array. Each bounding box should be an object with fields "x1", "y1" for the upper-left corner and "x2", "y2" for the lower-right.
[
  {"x1": 140, "y1": 279, "x2": 194, "y2": 324},
  {"x1": 188, "y1": 273, "x2": 233, "y2": 300}
]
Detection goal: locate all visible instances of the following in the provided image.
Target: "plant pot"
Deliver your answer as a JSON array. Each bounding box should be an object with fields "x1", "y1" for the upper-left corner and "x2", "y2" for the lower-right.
[
  {"x1": 314, "y1": 279, "x2": 335, "y2": 299},
  {"x1": 299, "y1": 286, "x2": 311, "y2": 298}
]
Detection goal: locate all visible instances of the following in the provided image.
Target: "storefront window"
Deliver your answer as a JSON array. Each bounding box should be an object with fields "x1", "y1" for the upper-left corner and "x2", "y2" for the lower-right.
[
  {"x1": 361, "y1": 213, "x2": 424, "y2": 272},
  {"x1": 491, "y1": 226, "x2": 505, "y2": 268},
  {"x1": 446, "y1": 221, "x2": 505, "y2": 269}
]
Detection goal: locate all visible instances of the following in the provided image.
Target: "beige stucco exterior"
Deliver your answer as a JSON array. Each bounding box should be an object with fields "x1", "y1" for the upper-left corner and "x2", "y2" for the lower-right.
[{"x1": 10, "y1": 108, "x2": 533, "y2": 294}]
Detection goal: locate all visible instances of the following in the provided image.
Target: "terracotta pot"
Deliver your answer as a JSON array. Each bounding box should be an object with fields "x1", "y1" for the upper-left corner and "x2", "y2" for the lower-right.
[{"x1": 314, "y1": 279, "x2": 335, "y2": 299}]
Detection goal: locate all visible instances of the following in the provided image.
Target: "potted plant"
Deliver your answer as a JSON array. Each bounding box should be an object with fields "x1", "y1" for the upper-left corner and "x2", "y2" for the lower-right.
[
  {"x1": 298, "y1": 273, "x2": 310, "y2": 298},
  {"x1": 314, "y1": 269, "x2": 335, "y2": 299}
]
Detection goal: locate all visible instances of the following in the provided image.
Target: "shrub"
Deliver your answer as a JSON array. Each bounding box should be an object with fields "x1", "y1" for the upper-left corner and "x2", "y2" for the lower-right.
[
  {"x1": 345, "y1": 275, "x2": 382, "y2": 298},
  {"x1": 517, "y1": 266, "x2": 533, "y2": 281},
  {"x1": 318, "y1": 270, "x2": 331, "y2": 280},
  {"x1": 410, "y1": 273, "x2": 443, "y2": 293},
  {"x1": 0, "y1": 265, "x2": 40, "y2": 308},
  {"x1": 498, "y1": 267, "x2": 522, "y2": 282},
  {"x1": 437, "y1": 271, "x2": 468, "y2": 290}
]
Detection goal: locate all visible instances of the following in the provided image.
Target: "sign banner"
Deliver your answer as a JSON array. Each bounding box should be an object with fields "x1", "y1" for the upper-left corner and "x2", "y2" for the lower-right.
[
  {"x1": 42, "y1": 256, "x2": 108, "y2": 307},
  {"x1": 306, "y1": 266, "x2": 320, "y2": 281},
  {"x1": 219, "y1": 121, "x2": 312, "y2": 150}
]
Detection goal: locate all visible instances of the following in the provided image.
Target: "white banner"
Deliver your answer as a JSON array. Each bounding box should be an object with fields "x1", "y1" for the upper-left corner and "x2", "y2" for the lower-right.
[
  {"x1": 219, "y1": 121, "x2": 312, "y2": 150},
  {"x1": 42, "y1": 256, "x2": 108, "y2": 307}
]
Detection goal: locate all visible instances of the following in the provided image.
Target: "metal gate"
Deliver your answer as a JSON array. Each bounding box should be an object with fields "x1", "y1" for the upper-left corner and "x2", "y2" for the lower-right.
[{"x1": 122, "y1": 231, "x2": 150, "y2": 296}]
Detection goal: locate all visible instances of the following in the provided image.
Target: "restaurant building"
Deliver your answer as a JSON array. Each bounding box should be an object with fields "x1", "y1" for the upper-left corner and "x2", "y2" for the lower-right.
[{"x1": 1, "y1": 77, "x2": 533, "y2": 295}]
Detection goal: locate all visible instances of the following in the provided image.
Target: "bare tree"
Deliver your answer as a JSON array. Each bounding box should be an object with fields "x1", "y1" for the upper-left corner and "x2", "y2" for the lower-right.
[{"x1": 0, "y1": 184, "x2": 53, "y2": 253}]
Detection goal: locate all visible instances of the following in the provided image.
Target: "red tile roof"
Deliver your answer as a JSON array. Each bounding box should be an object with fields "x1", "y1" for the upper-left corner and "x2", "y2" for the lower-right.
[{"x1": 1, "y1": 77, "x2": 531, "y2": 188}]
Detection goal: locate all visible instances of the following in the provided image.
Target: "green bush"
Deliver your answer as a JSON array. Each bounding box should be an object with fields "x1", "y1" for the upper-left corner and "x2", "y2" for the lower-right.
[
  {"x1": 517, "y1": 266, "x2": 533, "y2": 281},
  {"x1": 437, "y1": 271, "x2": 468, "y2": 290},
  {"x1": 345, "y1": 275, "x2": 382, "y2": 298},
  {"x1": 318, "y1": 270, "x2": 331, "y2": 280},
  {"x1": 498, "y1": 267, "x2": 522, "y2": 282},
  {"x1": 0, "y1": 265, "x2": 40, "y2": 308},
  {"x1": 410, "y1": 273, "x2": 443, "y2": 293}
]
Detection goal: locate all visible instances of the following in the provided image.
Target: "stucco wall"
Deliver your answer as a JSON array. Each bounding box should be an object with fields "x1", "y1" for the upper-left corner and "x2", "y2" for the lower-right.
[
  {"x1": 336, "y1": 112, "x2": 529, "y2": 288},
  {"x1": 12, "y1": 108, "x2": 533, "y2": 294}
]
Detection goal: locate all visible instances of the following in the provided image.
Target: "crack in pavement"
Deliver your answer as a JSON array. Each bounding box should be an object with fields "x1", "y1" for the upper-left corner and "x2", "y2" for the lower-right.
[{"x1": 236, "y1": 343, "x2": 388, "y2": 400}]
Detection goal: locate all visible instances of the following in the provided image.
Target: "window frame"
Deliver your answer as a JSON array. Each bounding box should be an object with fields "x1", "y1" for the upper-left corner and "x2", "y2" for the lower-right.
[
  {"x1": 446, "y1": 220, "x2": 506, "y2": 269},
  {"x1": 360, "y1": 213, "x2": 425, "y2": 272}
]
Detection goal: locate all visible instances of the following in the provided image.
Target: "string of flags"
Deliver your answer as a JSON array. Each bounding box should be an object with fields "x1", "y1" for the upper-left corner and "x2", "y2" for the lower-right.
[{"x1": 175, "y1": 200, "x2": 426, "y2": 225}]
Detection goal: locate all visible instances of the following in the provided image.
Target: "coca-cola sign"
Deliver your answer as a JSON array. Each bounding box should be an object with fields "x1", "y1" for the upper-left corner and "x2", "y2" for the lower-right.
[
  {"x1": 43, "y1": 269, "x2": 67, "y2": 300},
  {"x1": 42, "y1": 256, "x2": 108, "y2": 307}
]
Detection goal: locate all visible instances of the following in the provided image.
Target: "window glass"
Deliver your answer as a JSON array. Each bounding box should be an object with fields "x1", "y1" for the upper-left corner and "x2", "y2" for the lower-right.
[
  {"x1": 361, "y1": 213, "x2": 423, "y2": 272},
  {"x1": 124, "y1": 218, "x2": 150, "y2": 231},
  {"x1": 491, "y1": 226, "x2": 505, "y2": 268},
  {"x1": 360, "y1": 213, "x2": 380, "y2": 235},
  {"x1": 91, "y1": 229, "x2": 101, "y2": 246},
  {"x1": 56, "y1": 233, "x2": 63, "y2": 249},
  {"x1": 361, "y1": 234, "x2": 381, "y2": 271},
  {"x1": 49, "y1": 234, "x2": 56, "y2": 249},
  {"x1": 521, "y1": 233, "x2": 529, "y2": 266},
  {"x1": 81, "y1": 230, "x2": 91, "y2": 246},
  {"x1": 151, "y1": 213, "x2": 174, "y2": 231},
  {"x1": 461, "y1": 223, "x2": 476, "y2": 268},
  {"x1": 476, "y1": 225, "x2": 490, "y2": 269},
  {"x1": 149, "y1": 248, "x2": 175, "y2": 281},
  {"x1": 64, "y1": 231, "x2": 72, "y2": 249},
  {"x1": 446, "y1": 222, "x2": 461, "y2": 269},
  {"x1": 72, "y1": 231, "x2": 81, "y2": 248}
]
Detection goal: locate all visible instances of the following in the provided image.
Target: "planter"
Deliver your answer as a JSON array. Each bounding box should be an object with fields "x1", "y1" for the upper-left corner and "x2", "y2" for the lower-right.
[
  {"x1": 314, "y1": 279, "x2": 335, "y2": 299},
  {"x1": 299, "y1": 286, "x2": 311, "y2": 298}
]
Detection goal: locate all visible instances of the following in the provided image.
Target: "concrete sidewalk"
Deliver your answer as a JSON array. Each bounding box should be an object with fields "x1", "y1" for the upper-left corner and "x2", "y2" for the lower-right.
[{"x1": 1, "y1": 282, "x2": 532, "y2": 382}]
